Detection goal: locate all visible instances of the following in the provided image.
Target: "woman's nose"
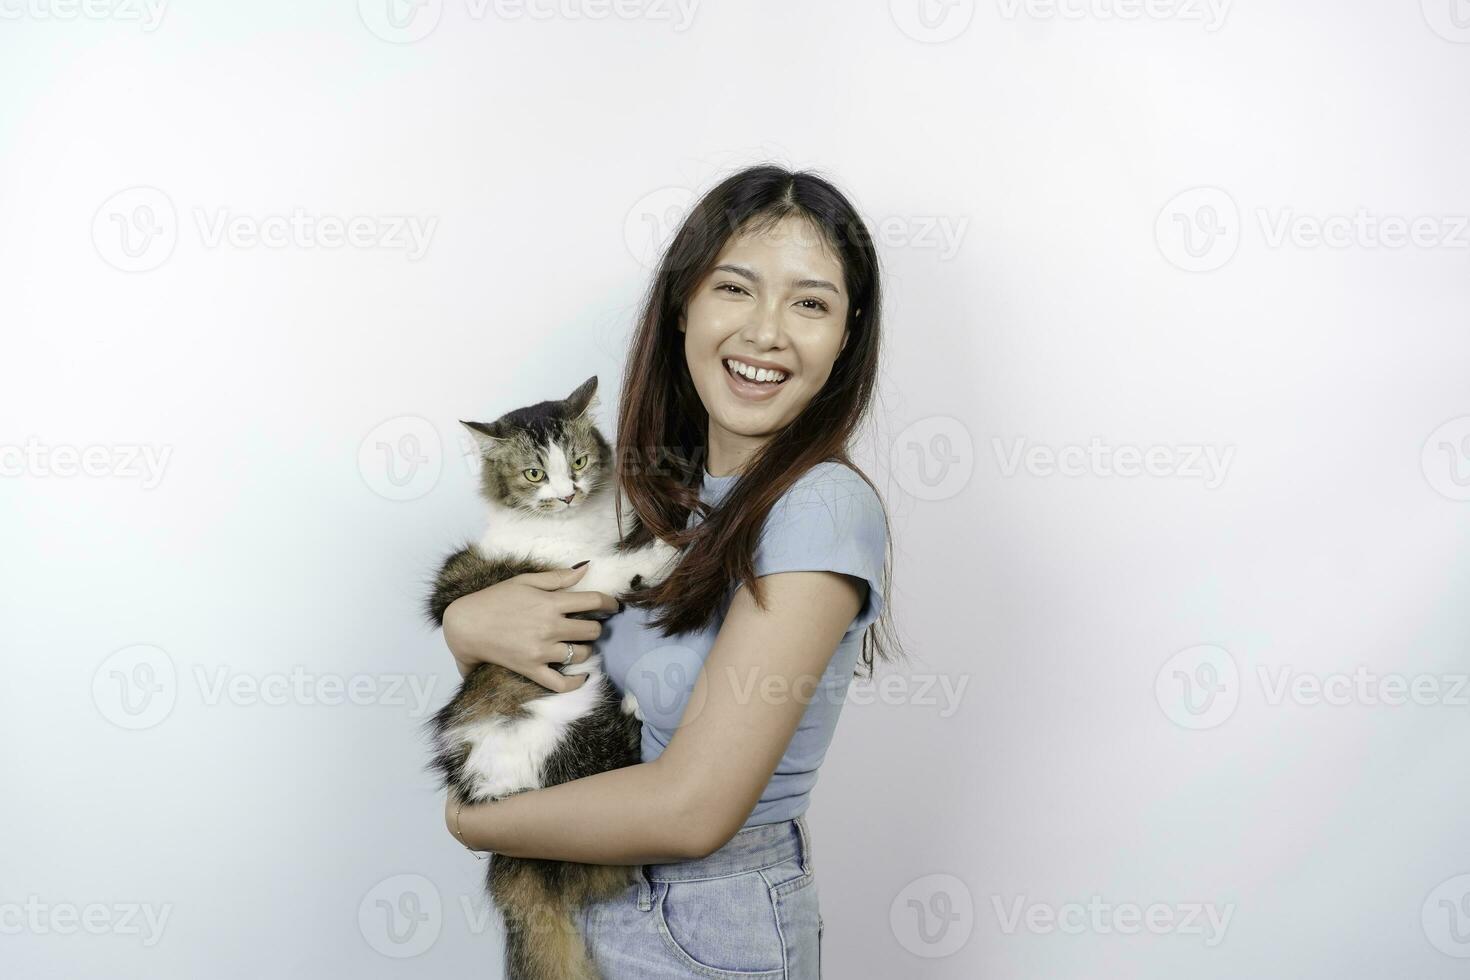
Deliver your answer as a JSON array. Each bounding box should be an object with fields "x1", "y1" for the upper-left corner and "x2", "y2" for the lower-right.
[{"x1": 741, "y1": 303, "x2": 785, "y2": 346}]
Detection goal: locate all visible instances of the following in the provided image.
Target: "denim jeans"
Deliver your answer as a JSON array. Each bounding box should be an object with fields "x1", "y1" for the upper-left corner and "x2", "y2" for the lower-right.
[{"x1": 578, "y1": 816, "x2": 823, "y2": 978}]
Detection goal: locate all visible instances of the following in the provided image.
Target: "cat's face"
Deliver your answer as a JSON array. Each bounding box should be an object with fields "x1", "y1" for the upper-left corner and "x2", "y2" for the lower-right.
[{"x1": 463, "y1": 376, "x2": 612, "y2": 514}]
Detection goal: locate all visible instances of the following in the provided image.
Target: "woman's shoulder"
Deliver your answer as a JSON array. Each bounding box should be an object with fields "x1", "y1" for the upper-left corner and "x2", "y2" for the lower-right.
[
  {"x1": 777, "y1": 460, "x2": 885, "y2": 521},
  {"x1": 761, "y1": 460, "x2": 887, "y2": 553}
]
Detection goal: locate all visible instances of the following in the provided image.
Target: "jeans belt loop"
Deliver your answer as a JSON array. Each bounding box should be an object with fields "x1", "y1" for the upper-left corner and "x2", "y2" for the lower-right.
[
  {"x1": 636, "y1": 864, "x2": 653, "y2": 912},
  {"x1": 795, "y1": 816, "x2": 813, "y2": 876}
]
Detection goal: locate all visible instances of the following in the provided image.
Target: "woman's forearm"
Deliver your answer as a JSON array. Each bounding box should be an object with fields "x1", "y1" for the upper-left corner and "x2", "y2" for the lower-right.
[{"x1": 452, "y1": 757, "x2": 712, "y2": 865}]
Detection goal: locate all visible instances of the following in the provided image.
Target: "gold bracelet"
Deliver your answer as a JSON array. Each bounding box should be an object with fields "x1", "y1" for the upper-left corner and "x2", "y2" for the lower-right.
[{"x1": 453, "y1": 797, "x2": 471, "y2": 849}]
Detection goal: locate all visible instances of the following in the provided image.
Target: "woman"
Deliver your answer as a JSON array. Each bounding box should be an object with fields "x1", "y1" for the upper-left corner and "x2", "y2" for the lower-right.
[{"x1": 441, "y1": 164, "x2": 900, "y2": 978}]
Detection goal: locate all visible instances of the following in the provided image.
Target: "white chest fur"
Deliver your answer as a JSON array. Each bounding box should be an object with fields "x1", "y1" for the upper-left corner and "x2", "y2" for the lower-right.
[
  {"x1": 477, "y1": 488, "x2": 627, "y2": 567},
  {"x1": 477, "y1": 488, "x2": 681, "y2": 599},
  {"x1": 447, "y1": 657, "x2": 610, "y2": 801}
]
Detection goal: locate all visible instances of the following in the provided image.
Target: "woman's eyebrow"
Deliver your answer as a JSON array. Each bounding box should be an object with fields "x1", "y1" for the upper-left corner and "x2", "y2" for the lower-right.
[{"x1": 714, "y1": 263, "x2": 841, "y2": 295}]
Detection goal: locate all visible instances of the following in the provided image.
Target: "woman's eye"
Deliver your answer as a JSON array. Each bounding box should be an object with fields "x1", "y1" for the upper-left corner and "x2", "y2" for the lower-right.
[
  {"x1": 571, "y1": 455, "x2": 588, "y2": 471},
  {"x1": 716, "y1": 283, "x2": 748, "y2": 296},
  {"x1": 523, "y1": 468, "x2": 545, "y2": 483},
  {"x1": 797, "y1": 298, "x2": 830, "y2": 313}
]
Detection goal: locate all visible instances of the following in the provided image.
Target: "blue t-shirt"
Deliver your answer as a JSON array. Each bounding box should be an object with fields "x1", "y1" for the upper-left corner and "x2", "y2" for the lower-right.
[{"x1": 598, "y1": 460, "x2": 888, "y2": 828}]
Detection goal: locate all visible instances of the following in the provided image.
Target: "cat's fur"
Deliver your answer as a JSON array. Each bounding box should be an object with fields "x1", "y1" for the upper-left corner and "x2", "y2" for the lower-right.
[{"x1": 423, "y1": 375, "x2": 678, "y2": 980}]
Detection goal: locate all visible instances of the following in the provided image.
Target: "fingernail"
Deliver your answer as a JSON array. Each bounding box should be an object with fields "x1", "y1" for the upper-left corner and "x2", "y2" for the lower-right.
[{"x1": 572, "y1": 560, "x2": 589, "y2": 569}]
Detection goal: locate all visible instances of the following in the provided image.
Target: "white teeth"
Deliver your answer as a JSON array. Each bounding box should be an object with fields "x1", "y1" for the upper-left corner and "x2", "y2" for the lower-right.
[{"x1": 725, "y1": 358, "x2": 787, "y2": 384}]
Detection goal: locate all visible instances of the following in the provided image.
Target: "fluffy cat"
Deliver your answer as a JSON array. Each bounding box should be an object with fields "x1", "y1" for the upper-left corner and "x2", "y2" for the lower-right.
[{"x1": 423, "y1": 375, "x2": 678, "y2": 980}]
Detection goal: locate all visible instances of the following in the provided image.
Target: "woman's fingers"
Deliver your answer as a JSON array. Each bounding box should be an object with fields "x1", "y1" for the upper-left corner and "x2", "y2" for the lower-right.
[
  {"x1": 557, "y1": 588, "x2": 620, "y2": 617},
  {"x1": 558, "y1": 617, "x2": 605, "y2": 644},
  {"x1": 531, "y1": 664, "x2": 588, "y2": 693},
  {"x1": 517, "y1": 564, "x2": 591, "y2": 592}
]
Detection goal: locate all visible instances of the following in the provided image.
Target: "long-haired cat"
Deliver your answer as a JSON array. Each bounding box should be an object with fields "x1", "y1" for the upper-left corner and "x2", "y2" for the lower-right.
[{"x1": 423, "y1": 375, "x2": 678, "y2": 980}]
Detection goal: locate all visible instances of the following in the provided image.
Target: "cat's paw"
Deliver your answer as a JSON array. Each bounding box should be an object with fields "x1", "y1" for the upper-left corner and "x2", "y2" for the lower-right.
[{"x1": 621, "y1": 690, "x2": 644, "y2": 722}]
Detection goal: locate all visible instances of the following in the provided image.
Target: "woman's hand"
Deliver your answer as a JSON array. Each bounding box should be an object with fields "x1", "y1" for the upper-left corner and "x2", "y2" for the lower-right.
[{"x1": 441, "y1": 564, "x2": 619, "y2": 693}]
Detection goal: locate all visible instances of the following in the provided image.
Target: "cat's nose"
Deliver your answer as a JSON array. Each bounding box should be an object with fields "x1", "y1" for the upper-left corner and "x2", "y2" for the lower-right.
[{"x1": 560, "y1": 493, "x2": 576, "y2": 505}]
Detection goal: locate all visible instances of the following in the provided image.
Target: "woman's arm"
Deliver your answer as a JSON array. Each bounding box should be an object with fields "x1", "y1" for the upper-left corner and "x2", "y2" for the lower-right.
[{"x1": 449, "y1": 568, "x2": 866, "y2": 864}]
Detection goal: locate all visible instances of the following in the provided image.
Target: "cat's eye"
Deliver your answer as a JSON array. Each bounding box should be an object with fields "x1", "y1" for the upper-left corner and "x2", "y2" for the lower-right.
[
  {"x1": 523, "y1": 468, "x2": 545, "y2": 483},
  {"x1": 571, "y1": 454, "x2": 589, "y2": 471}
]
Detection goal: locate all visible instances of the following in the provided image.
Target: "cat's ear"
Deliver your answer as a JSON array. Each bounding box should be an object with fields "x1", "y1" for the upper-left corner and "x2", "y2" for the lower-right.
[
  {"x1": 564, "y1": 375, "x2": 599, "y2": 421},
  {"x1": 460, "y1": 420, "x2": 504, "y2": 451}
]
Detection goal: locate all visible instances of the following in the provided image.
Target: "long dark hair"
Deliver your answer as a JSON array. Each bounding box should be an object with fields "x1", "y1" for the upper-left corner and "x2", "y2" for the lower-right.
[{"x1": 614, "y1": 164, "x2": 901, "y2": 676}]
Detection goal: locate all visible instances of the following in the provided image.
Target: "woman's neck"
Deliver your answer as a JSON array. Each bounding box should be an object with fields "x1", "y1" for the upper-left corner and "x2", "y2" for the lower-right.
[{"x1": 704, "y1": 434, "x2": 766, "y2": 479}]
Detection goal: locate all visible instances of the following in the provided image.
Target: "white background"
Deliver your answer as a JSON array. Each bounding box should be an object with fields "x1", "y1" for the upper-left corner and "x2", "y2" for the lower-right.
[{"x1": 3, "y1": 1, "x2": 1470, "y2": 977}]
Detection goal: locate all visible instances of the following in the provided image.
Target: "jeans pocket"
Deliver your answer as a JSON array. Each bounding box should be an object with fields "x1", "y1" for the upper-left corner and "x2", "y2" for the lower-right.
[{"x1": 654, "y1": 871, "x2": 786, "y2": 978}]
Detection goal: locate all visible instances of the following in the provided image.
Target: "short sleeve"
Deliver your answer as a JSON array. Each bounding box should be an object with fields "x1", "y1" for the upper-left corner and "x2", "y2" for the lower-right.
[{"x1": 746, "y1": 463, "x2": 888, "y2": 634}]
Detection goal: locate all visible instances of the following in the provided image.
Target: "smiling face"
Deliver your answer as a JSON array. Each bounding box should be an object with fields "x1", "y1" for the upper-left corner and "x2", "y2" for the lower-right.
[{"x1": 678, "y1": 214, "x2": 851, "y2": 476}]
